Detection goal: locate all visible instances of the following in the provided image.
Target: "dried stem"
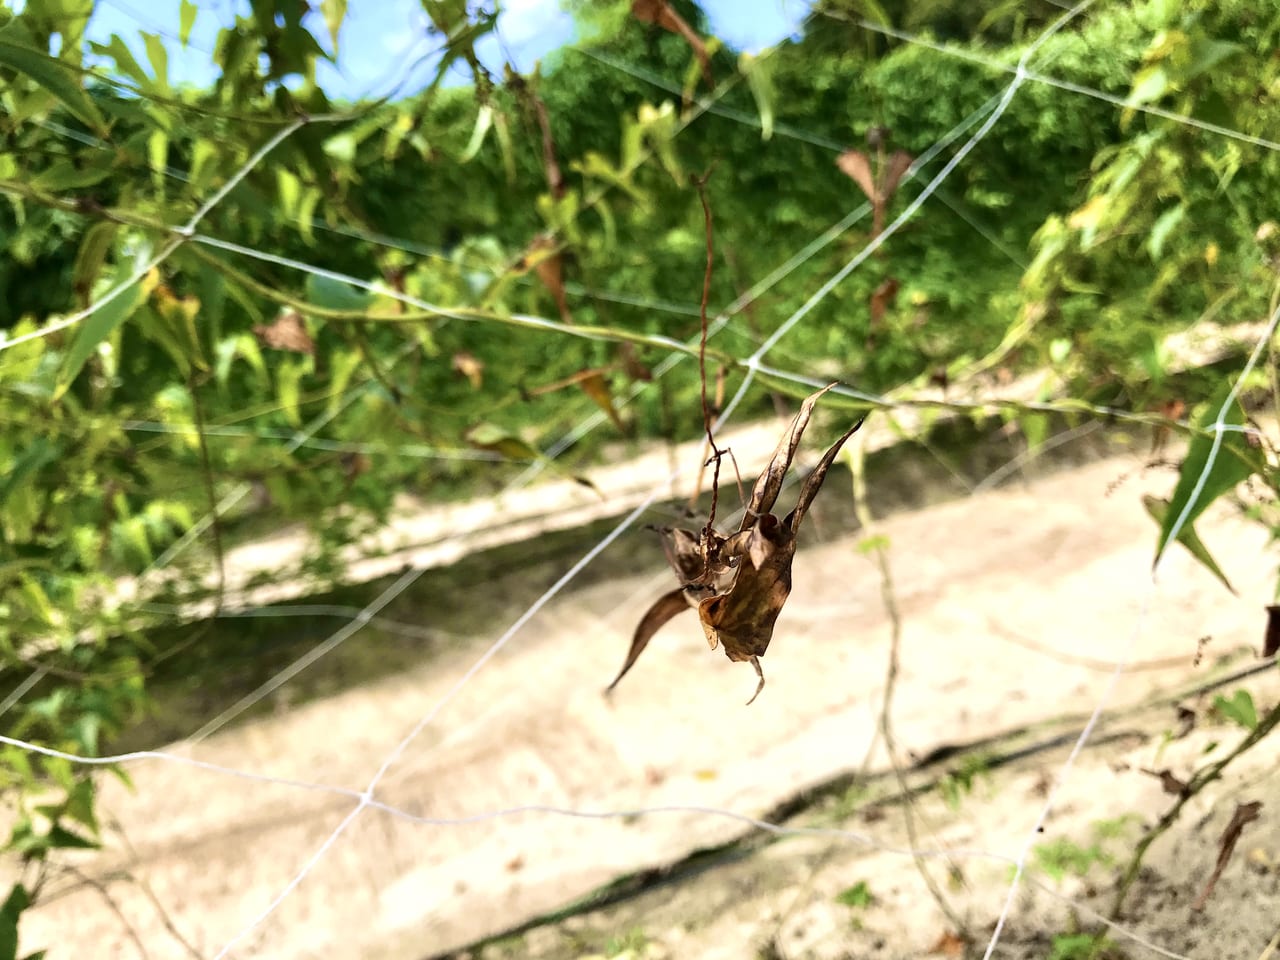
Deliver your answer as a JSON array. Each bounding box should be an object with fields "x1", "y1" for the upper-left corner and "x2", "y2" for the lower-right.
[
  {"x1": 848, "y1": 441, "x2": 969, "y2": 937},
  {"x1": 693, "y1": 168, "x2": 724, "y2": 533}
]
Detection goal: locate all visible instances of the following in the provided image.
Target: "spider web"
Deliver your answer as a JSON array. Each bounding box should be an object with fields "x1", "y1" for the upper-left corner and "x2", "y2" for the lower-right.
[{"x1": 3, "y1": 3, "x2": 1279, "y2": 958}]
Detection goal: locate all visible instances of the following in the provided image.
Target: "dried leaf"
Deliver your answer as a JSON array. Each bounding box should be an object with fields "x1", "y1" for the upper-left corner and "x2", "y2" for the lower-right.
[
  {"x1": 1264, "y1": 605, "x2": 1280, "y2": 659},
  {"x1": 618, "y1": 342, "x2": 653, "y2": 382},
  {"x1": 606, "y1": 588, "x2": 691, "y2": 693},
  {"x1": 1140, "y1": 767, "x2": 1189, "y2": 796},
  {"x1": 869, "y1": 277, "x2": 900, "y2": 325},
  {"x1": 451, "y1": 351, "x2": 484, "y2": 389},
  {"x1": 253, "y1": 311, "x2": 315, "y2": 355},
  {"x1": 881, "y1": 150, "x2": 914, "y2": 202},
  {"x1": 1192, "y1": 800, "x2": 1262, "y2": 911},
  {"x1": 610, "y1": 387, "x2": 864, "y2": 701},
  {"x1": 631, "y1": 0, "x2": 712, "y2": 88},
  {"x1": 579, "y1": 371, "x2": 625, "y2": 432},
  {"x1": 929, "y1": 931, "x2": 966, "y2": 957},
  {"x1": 837, "y1": 150, "x2": 876, "y2": 203},
  {"x1": 522, "y1": 234, "x2": 573, "y2": 326},
  {"x1": 699, "y1": 391, "x2": 865, "y2": 702}
]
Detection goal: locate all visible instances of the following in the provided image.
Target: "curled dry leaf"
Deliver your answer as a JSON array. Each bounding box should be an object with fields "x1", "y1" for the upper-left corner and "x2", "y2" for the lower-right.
[
  {"x1": 607, "y1": 385, "x2": 865, "y2": 703},
  {"x1": 1192, "y1": 800, "x2": 1263, "y2": 912},
  {"x1": 452, "y1": 351, "x2": 484, "y2": 389},
  {"x1": 836, "y1": 149, "x2": 876, "y2": 203},
  {"x1": 253, "y1": 310, "x2": 315, "y2": 355}
]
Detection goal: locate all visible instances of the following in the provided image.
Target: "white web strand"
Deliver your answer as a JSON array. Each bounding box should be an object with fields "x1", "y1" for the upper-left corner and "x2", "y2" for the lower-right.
[{"x1": 980, "y1": 300, "x2": 1280, "y2": 958}]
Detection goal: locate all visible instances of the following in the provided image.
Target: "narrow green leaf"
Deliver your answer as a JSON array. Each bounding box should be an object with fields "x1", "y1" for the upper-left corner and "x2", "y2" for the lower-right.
[
  {"x1": 320, "y1": 0, "x2": 347, "y2": 50},
  {"x1": 305, "y1": 274, "x2": 371, "y2": 312},
  {"x1": 740, "y1": 51, "x2": 775, "y2": 141},
  {"x1": 1154, "y1": 386, "x2": 1262, "y2": 566},
  {"x1": 276, "y1": 357, "x2": 311, "y2": 427},
  {"x1": 295, "y1": 187, "x2": 321, "y2": 244},
  {"x1": 147, "y1": 129, "x2": 168, "y2": 191},
  {"x1": 0, "y1": 439, "x2": 59, "y2": 508},
  {"x1": 30, "y1": 159, "x2": 112, "y2": 191},
  {"x1": 0, "y1": 35, "x2": 106, "y2": 132},
  {"x1": 71, "y1": 222, "x2": 117, "y2": 304},
  {"x1": 1143, "y1": 496, "x2": 1234, "y2": 594},
  {"x1": 141, "y1": 33, "x2": 170, "y2": 94},
  {"x1": 327, "y1": 349, "x2": 363, "y2": 416},
  {"x1": 1147, "y1": 205, "x2": 1185, "y2": 261},
  {"x1": 88, "y1": 35, "x2": 150, "y2": 91},
  {"x1": 54, "y1": 275, "x2": 148, "y2": 401},
  {"x1": 179, "y1": 0, "x2": 198, "y2": 47},
  {"x1": 460, "y1": 103, "x2": 493, "y2": 162}
]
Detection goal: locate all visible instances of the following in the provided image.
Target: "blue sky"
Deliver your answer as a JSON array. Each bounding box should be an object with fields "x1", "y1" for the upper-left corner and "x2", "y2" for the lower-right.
[{"x1": 90, "y1": 0, "x2": 814, "y2": 100}]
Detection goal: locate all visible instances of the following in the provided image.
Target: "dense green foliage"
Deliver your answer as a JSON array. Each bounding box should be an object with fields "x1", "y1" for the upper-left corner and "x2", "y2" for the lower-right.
[{"x1": 2, "y1": 0, "x2": 1280, "y2": 952}]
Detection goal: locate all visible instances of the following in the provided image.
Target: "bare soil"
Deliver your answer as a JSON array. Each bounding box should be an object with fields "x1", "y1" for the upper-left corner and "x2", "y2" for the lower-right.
[{"x1": 24, "y1": 423, "x2": 1280, "y2": 960}]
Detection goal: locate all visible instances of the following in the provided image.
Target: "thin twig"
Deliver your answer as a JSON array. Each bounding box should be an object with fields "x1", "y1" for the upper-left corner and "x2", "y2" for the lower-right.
[
  {"x1": 692, "y1": 168, "x2": 725, "y2": 533},
  {"x1": 848, "y1": 441, "x2": 969, "y2": 936},
  {"x1": 58, "y1": 863, "x2": 151, "y2": 960}
]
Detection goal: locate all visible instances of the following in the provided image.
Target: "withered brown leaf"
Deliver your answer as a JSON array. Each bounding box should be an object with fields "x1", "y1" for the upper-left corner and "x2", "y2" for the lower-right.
[
  {"x1": 1264, "y1": 605, "x2": 1280, "y2": 659},
  {"x1": 631, "y1": 0, "x2": 713, "y2": 88},
  {"x1": 253, "y1": 311, "x2": 315, "y2": 355},
  {"x1": 608, "y1": 385, "x2": 865, "y2": 703},
  {"x1": 1192, "y1": 800, "x2": 1263, "y2": 912}
]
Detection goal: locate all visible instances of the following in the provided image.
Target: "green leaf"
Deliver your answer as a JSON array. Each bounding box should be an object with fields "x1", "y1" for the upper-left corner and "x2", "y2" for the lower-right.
[
  {"x1": 1143, "y1": 496, "x2": 1234, "y2": 594},
  {"x1": 305, "y1": 274, "x2": 372, "y2": 313},
  {"x1": 141, "y1": 33, "x2": 170, "y2": 94},
  {"x1": 88, "y1": 35, "x2": 150, "y2": 92},
  {"x1": 0, "y1": 439, "x2": 59, "y2": 508},
  {"x1": 1185, "y1": 38, "x2": 1241, "y2": 80},
  {"x1": 54, "y1": 274, "x2": 148, "y2": 401},
  {"x1": 1147, "y1": 205, "x2": 1185, "y2": 261},
  {"x1": 320, "y1": 0, "x2": 347, "y2": 50},
  {"x1": 327, "y1": 350, "x2": 363, "y2": 416},
  {"x1": 71, "y1": 222, "x2": 118, "y2": 304},
  {"x1": 1213, "y1": 689, "x2": 1257, "y2": 731},
  {"x1": 0, "y1": 883, "x2": 30, "y2": 960},
  {"x1": 30, "y1": 159, "x2": 113, "y2": 191},
  {"x1": 835, "y1": 881, "x2": 872, "y2": 908},
  {"x1": 0, "y1": 34, "x2": 106, "y2": 133},
  {"x1": 179, "y1": 0, "x2": 198, "y2": 47},
  {"x1": 46, "y1": 825, "x2": 98, "y2": 851},
  {"x1": 1154, "y1": 386, "x2": 1262, "y2": 567},
  {"x1": 276, "y1": 357, "x2": 311, "y2": 427},
  {"x1": 66, "y1": 778, "x2": 99, "y2": 834},
  {"x1": 1127, "y1": 64, "x2": 1168, "y2": 106},
  {"x1": 460, "y1": 103, "x2": 493, "y2": 162},
  {"x1": 740, "y1": 51, "x2": 775, "y2": 141}
]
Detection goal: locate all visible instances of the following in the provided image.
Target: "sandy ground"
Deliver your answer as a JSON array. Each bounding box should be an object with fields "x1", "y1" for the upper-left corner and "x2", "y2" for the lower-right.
[{"x1": 22, "y1": 429, "x2": 1280, "y2": 960}]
